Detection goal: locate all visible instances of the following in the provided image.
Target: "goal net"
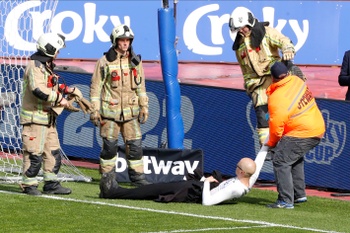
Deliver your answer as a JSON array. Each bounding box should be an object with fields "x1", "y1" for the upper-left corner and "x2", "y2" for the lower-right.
[{"x1": 0, "y1": 0, "x2": 91, "y2": 183}]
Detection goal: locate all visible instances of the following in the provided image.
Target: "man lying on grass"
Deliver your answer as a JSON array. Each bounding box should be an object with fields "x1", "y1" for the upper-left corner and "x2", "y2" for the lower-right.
[
  {"x1": 99, "y1": 146, "x2": 267, "y2": 206},
  {"x1": 100, "y1": 146, "x2": 268, "y2": 205}
]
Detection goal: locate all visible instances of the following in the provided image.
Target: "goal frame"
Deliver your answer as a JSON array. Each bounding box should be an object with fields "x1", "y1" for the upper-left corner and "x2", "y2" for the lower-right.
[{"x1": 0, "y1": 0, "x2": 91, "y2": 184}]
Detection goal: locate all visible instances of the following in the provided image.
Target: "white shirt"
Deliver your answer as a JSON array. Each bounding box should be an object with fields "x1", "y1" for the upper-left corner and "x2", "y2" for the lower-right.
[{"x1": 202, "y1": 145, "x2": 268, "y2": 206}]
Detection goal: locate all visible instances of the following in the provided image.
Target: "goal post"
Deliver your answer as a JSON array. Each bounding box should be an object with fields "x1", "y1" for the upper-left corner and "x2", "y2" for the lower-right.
[{"x1": 0, "y1": 0, "x2": 91, "y2": 184}]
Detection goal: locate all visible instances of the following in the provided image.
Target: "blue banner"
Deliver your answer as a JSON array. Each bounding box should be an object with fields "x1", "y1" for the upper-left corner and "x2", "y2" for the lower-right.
[
  {"x1": 2, "y1": 1, "x2": 350, "y2": 65},
  {"x1": 1, "y1": 65, "x2": 349, "y2": 190},
  {"x1": 51, "y1": 70, "x2": 350, "y2": 191}
]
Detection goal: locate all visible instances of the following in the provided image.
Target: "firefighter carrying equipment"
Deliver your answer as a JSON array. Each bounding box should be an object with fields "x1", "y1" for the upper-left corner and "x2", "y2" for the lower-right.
[{"x1": 66, "y1": 87, "x2": 94, "y2": 114}]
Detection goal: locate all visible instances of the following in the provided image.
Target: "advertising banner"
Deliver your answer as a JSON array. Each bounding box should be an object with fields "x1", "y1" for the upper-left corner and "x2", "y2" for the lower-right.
[
  {"x1": 2, "y1": 0, "x2": 350, "y2": 65},
  {"x1": 47, "y1": 70, "x2": 350, "y2": 191},
  {"x1": 115, "y1": 146, "x2": 203, "y2": 183},
  {"x1": 1, "y1": 66, "x2": 350, "y2": 190}
]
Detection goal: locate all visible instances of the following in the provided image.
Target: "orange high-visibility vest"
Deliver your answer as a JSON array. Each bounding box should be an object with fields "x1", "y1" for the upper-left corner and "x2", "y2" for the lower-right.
[{"x1": 266, "y1": 75, "x2": 325, "y2": 147}]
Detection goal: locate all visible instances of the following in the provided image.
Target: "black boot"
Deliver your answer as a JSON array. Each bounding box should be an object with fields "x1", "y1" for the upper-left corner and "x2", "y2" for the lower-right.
[
  {"x1": 43, "y1": 181, "x2": 72, "y2": 195},
  {"x1": 99, "y1": 169, "x2": 119, "y2": 198},
  {"x1": 128, "y1": 169, "x2": 152, "y2": 187},
  {"x1": 23, "y1": 185, "x2": 42, "y2": 196}
]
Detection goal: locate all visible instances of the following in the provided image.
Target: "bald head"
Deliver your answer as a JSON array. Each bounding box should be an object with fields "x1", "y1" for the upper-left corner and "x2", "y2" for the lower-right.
[{"x1": 237, "y1": 158, "x2": 256, "y2": 177}]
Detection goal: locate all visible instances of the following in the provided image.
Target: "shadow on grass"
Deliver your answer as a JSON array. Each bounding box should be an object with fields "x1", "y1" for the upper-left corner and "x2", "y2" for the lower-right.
[{"x1": 239, "y1": 196, "x2": 272, "y2": 206}]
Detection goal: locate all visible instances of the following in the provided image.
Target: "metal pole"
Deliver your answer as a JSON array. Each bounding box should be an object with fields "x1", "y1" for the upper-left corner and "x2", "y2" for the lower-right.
[
  {"x1": 174, "y1": 0, "x2": 178, "y2": 19},
  {"x1": 162, "y1": 0, "x2": 169, "y2": 9}
]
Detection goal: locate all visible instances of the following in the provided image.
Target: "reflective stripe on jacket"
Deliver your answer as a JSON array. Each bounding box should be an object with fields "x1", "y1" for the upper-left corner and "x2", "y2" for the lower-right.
[
  {"x1": 90, "y1": 50, "x2": 148, "y2": 122},
  {"x1": 266, "y1": 75, "x2": 325, "y2": 147},
  {"x1": 20, "y1": 60, "x2": 62, "y2": 125}
]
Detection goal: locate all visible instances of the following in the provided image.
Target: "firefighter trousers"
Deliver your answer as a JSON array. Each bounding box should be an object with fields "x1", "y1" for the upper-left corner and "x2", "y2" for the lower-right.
[{"x1": 22, "y1": 124, "x2": 60, "y2": 185}]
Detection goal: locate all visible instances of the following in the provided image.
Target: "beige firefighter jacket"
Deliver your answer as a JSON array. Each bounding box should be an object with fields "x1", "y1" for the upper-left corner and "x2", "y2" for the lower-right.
[
  {"x1": 235, "y1": 26, "x2": 295, "y2": 94},
  {"x1": 20, "y1": 60, "x2": 64, "y2": 125},
  {"x1": 90, "y1": 49, "x2": 148, "y2": 122}
]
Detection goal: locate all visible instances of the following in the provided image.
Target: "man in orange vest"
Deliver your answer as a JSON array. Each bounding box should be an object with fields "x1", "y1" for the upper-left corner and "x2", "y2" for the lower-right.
[{"x1": 265, "y1": 62, "x2": 325, "y2": 209}]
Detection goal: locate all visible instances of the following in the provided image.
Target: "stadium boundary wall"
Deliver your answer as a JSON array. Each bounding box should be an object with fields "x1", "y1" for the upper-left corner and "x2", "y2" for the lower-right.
[{"x1": 42, "y1": 70, "x2": 350, "y2": 191}]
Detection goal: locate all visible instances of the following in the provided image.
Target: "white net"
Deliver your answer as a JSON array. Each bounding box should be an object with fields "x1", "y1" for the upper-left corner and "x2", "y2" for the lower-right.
[{"x1": 0, "y1": 0, "x2": 91, "y2": 183}]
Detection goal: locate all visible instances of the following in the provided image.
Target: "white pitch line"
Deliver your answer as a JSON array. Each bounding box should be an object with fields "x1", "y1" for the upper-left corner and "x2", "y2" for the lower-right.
[
  {"x1": 0, "y1": 190, "x2": 343, "y2": 233},
  {"x1": 144, "y1": 225, "x2": 272, "y2": 232}
]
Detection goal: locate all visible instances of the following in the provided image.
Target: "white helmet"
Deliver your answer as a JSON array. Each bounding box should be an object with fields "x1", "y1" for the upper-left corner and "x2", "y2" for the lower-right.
[
  {"x1": 229, "y1": 7, "x2": 256, "y2": 32},
  {"x1": 110, "y1": 24, "x2": 134, "y2": 47},
  {"x1": 36, "y1": 33, "x2": 66, "y2": 57}
]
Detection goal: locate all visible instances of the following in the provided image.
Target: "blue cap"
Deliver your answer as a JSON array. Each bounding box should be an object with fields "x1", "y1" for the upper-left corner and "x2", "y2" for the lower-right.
[{"x1": 271, "y1": 62, "x2": 288, "y2": 79}]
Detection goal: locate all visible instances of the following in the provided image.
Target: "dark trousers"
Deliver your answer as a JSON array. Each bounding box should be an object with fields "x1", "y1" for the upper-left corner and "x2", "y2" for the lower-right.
[
  {"x1": 270, "y1": 136, "x2": 321, "y2": 204},
  {"x1": 109, "y1": 180, "x2": 204, "y2": 203}
]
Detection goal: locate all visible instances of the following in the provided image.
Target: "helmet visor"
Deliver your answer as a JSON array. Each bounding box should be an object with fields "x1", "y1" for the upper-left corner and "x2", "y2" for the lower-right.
[
  {"x1": 57, "y1": 33, "x2": 66, "y2": 48},
  {"x1": 229, "y1": 18, "x2": 242, "y2": 32}
]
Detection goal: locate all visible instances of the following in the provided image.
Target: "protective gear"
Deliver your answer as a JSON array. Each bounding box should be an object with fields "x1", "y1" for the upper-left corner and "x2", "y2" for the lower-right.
[
  {"x1": 92, "y1": 28, "x2": 149, "y2": 187},
  {"x1": 21, "y1": 33, "x2": 72, "y2": 196},
  {"x1": 282, "y1": 51, "x2": 294, "y2": 61},
  {"x1": 127, "y1": 157, "x2": 151, "y2": 187},
  {"x1": 250, "y1": 76, "x2": 273, "y2": 107},
  {"x1": 90, "y1": 49, "x2": 147, "y2": 122},
  {"x1": 255, "y1": 105, "x2": 269, "y2": 128},
  {"x1": 90, "y1": 110, "x2": 102, "y2": 126},
  {"x1": 36, "y1": 33, "x2": 66, "y2": 57},
  {"x1": 126, "y1": 139, "x2": 143, "y2": 160},
  {"x1": 130, "y1": 47, "x2": 141, "y2": 67},
  {"x1": 63, "y1": 103, "x2": 80, "y2": 112},
  {"x1": 110, "y1": 24, "x2": 134, "y2": 47},
  {"x1": 233, "y1": 26, "x2": 294, "y2": 106},
  {"x1": 282, "y1": 46, "x2": 295, "y2": 61},
  {"x1": 67, "y1": 87, "x2": 94, "y2": 114},
  {"x1": 69, "y1": 87, "x2": 83, "y2": 99},
  {"x1": 100, "y1": 138, "x2": 118, "y2": 160},
  {"x1": 24, "y1": 154, "x2": 43, "y2": 178},
  {"x1": 255, "y1": 104, "x2": 269, "y2": 146},
  {"x1": 257, "y1": 127, "x2": 269, "y2": 146},
  {"x1": 99, "y1": 168, "x2": 118, "y2": 198},
  {"x1": 21, "y1": 61, "x2": 64, "y2": 125},
  {"x1": 66, "y1": 97, "x2": 93, "y2": 114},
  {"x1": 51, "y1": 149, "x2": 61, "y2": 174},
  {"x1": 128, "y1": 169, "x2": 151, "y2": 187},
  {"x1": 32, "y1": 87, "x2": 49, "y2": 101},
  {"x1": 21, "y1": 185, "x2": 42, "y2": 196},
  {"x1": 100, "y1": 156, "x2": 117, "y2": 174},
  {"x1": 43, "y1": 181, "x2": 72, "y2": 195},
  {"x1": 78, "y1": 98, "x2": 93, "y2": 113},
  {"x1": 126, "y1": 139, "x2": 151, "y2": 186},
  {"x1": 57, "y1": 82, "x2": 69, "y2": 94},
  {"x1": 229, "y1": 7, "x2": 256, "y2": 32},
  {"x1": 138, "y1": 106, "x2": 149, "y2": 124}
]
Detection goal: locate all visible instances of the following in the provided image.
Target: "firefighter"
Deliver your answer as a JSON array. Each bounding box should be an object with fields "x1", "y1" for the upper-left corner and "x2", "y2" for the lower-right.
[
  {"x1": 90, "y1": 24, "x2": 151, "y2": 187},
  {"x1": 20, "y1": 32, "x2": 83, "y2": 195},
  {"x1": 229, "y1": 7, "x2": 297, "y2": 145}
]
